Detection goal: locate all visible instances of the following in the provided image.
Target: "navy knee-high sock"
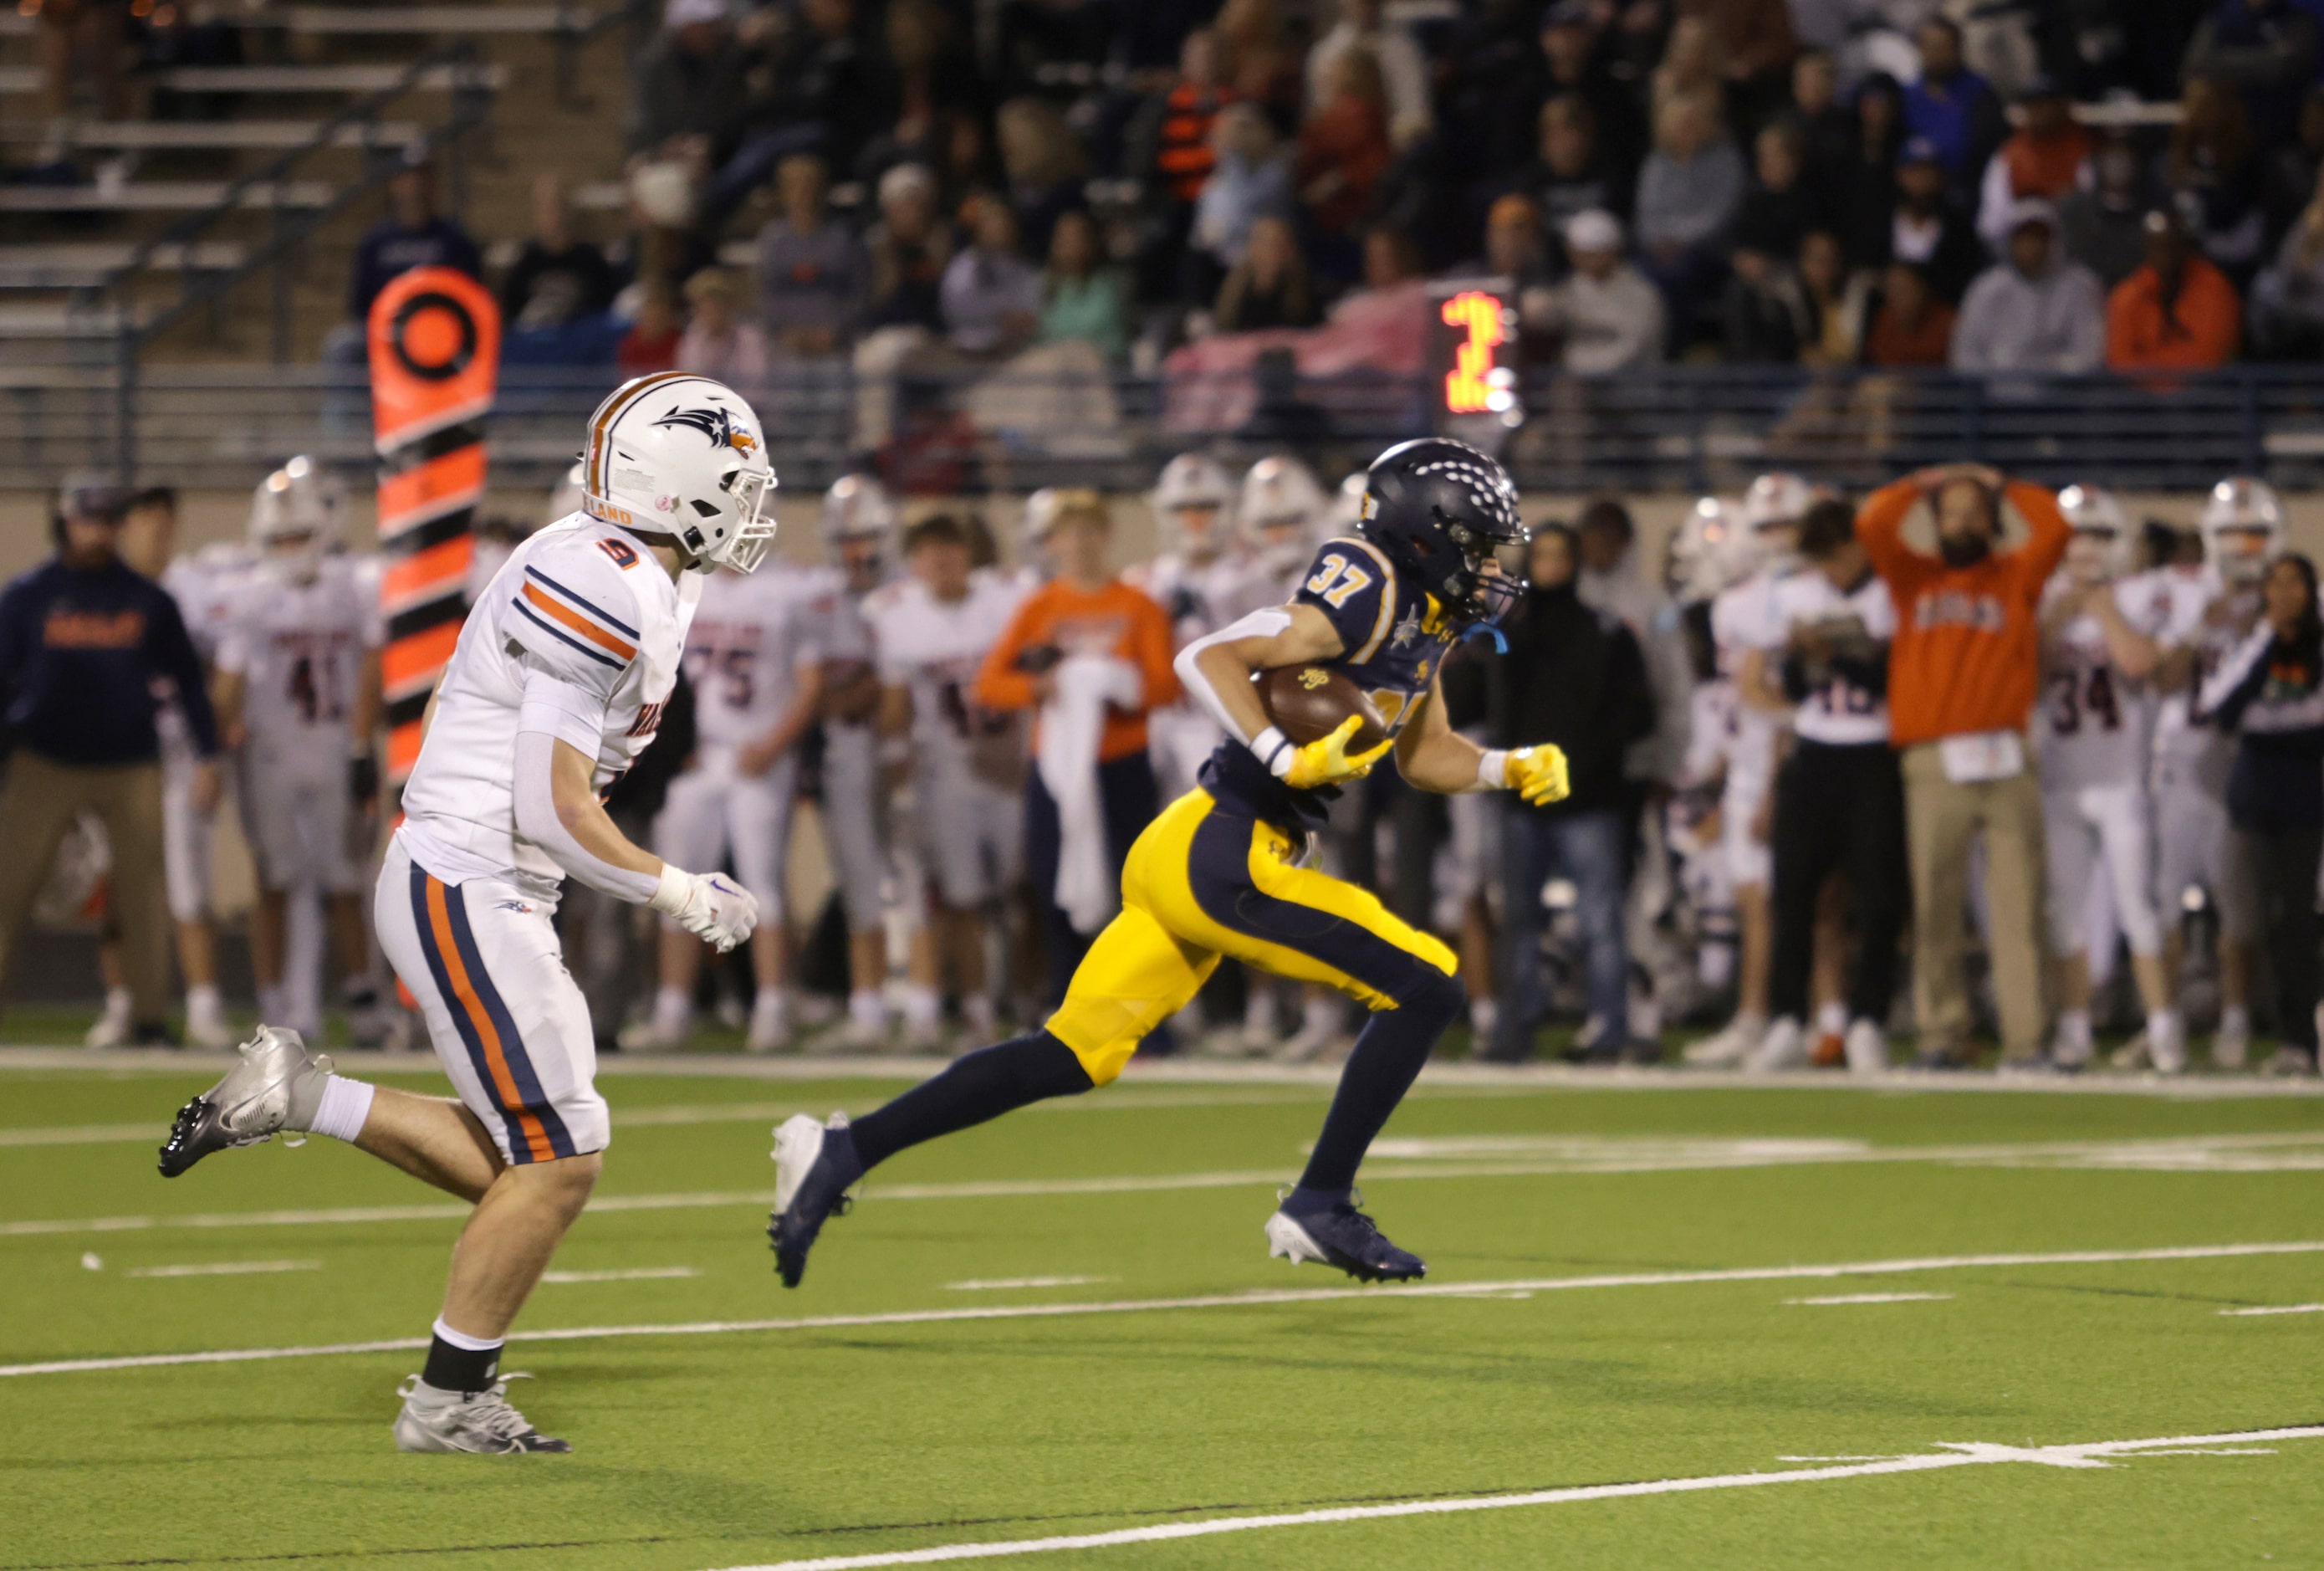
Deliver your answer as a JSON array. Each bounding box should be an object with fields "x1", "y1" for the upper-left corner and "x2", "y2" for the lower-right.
[
  {"x1": 1295, "y1": 969, "x2": 1464, "y2": 1198},
  {"x1": 848, "y1": 1031, "x2": 1094, "y2": 1170}
]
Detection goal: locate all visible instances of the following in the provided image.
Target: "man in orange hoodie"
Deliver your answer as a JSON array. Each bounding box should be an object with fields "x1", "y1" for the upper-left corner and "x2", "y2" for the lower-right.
[
  {"x1": 2106, "y1": 206, "x2": 2243, "y2": 375},
  {"x1": 1858, "y1": 464, "x2": 2070, "y2": 1067}
]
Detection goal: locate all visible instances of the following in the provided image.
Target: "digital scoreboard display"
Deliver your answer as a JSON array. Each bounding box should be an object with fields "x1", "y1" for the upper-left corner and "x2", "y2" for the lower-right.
[{"x1": 1434, "y1": 288, "x2": 1520, "y2": 429}]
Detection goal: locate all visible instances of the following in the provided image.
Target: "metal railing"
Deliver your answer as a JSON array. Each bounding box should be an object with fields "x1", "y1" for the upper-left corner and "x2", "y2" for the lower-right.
[{"x1": 6, "y1": 362, "x2": 2324, "y2": 495}]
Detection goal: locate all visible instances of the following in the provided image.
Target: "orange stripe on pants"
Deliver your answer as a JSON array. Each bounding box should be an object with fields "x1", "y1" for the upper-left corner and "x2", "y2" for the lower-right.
[{"x1": 424, "y1": 875, "x2": 554, "y2": 1164}]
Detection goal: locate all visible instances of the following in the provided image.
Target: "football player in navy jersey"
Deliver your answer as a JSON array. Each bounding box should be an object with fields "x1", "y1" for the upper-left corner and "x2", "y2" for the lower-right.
[{"x1": 769, "y1": 440, "x2": 1571, "y2": 1286}]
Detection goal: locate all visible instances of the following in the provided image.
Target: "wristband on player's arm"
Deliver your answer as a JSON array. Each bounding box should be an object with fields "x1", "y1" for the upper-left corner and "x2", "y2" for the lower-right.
[
  {"x1": 1252, "y1": 724, "x2": 1295, "y2": 778},
  {"x1": 1476, "y1": 749, "x2": 1510, "y2": 791}
]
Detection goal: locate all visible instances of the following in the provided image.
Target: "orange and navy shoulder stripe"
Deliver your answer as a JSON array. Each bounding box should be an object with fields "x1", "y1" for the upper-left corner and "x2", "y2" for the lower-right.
[
  {"x1": 407, "y1": 862, "x2": 573, "y2": 1164},
  {"x1": 515, "y1": 564, "x2": 639, "y2": 670}
]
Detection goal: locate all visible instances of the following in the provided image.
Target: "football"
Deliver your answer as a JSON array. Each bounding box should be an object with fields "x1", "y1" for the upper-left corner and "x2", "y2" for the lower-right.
[{"x1": 1256, "y1": 665, "x2": 1389, "y2": 752}]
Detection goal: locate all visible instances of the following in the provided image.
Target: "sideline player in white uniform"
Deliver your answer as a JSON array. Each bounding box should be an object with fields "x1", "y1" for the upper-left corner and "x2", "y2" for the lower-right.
[
  {"x1": 872, "y1": 513, "x2": 1032, "y2": 1041},
  {"x1": 632, "y1": 532, "x2": 829, "y2": 1052},
  {"x1": 2152, "y1": 478, "x2": 2282, "y2": 1067},
  {"x1": 212, "y1": 462, "x2": 386, "y2": 1042},
  {"x1": 159, "y1": 373, "x2": 768, "y2": 1453},
  {"x1": 1688, "y1": 473, "x2": 1811, "y2": 1066},
  {"x1": 1131, "y1": 453, "x2": 1274, "y2": 799},
  {"x1": 2037, "y1": 485, "x2": 2184, "y2": 1071},
  {"x1": 1239, "y1": 453, "x2": 1331, "y2": 592}
]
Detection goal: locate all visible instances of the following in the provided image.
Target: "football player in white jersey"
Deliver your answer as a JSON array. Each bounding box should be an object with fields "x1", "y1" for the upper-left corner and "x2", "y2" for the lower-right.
[
  {"x1": 815, "y1": 473, "x2": 906, "y2": 1047},
  {"x1": 1239, "y1": 453, "x2": 1331, "y2": 590},
  {"x1": 2037, "y1": 485, "x2": 2185, "y2": 1070},
  {"x1": 2151, "y1": 478, "x2": 2282, "y2": 1067},
  {"x1": 632, "y1": 527, "x2": 830, "y2": 1052},
  {"x1": 1131, "y1": 453, "x2": 1274, "y2": 799},
  {"x1": 1688, "y1": 473, "x2": 1812, "y2": 1067},
  {"x1": 159, "y1": 373, "x2": 766, "y2": 1453},
  {"x1": 873, "y1": 513, "x2": 1033, "y2": 1041},
  {"x1": 212, "y1": 462, "x2": 386, "y2": 1042}
]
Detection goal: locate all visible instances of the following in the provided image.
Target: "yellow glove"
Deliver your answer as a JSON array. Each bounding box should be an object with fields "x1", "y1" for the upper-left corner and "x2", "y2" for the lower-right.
[
  {"x1": 1280, "y1": 715, "x2": 1393, "y2": 790},
  {"x1": 1504, "y1": 744, "x2": 1571, "y2": 806}
]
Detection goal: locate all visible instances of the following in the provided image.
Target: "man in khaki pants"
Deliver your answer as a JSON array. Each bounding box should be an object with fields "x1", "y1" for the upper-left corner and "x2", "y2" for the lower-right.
[
  {"x1": 0, "y1": 476, "x2": 221, "y2": 1043},
  {"x1": 1858, "y1": 465, "x2": 2070, "y2": 1067}
]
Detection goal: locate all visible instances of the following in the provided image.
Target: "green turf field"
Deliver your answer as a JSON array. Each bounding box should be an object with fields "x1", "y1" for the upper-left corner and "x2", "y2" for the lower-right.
[{"x1": 4, "y1": 1055, "x2": 2322, "y2": 1569}]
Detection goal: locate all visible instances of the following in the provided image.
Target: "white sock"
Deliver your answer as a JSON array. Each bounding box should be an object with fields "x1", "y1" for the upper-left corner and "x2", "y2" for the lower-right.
[
  {"x1": 750, "y1": 986, "x2": 788, "y2": 1021},
  {"x1": 1244, "y1": 992, "x2": 1274, "y2": 1032},
  {"x1": 1300, "y1": 995, "x2": 1340, "y2": 1036},
  {"x1": 256, "y1": 985, "x2": 286, "y2": 1025},
  {"x1": 849, "y1": 989, "x2": 886, "y2": 1029},
  {"x1": 652, "y1": 985, "x2": 690, "y2": 1031},
  {"x1": 1815, "y1": 1000, "x2": 1847, "y2": 1037},
  {"x1": 1469, "y1": 997, "x2": 1499, "y2": 1037},
  {"x1": 307, "y1": 1075, "x2": 375, "y2": 1143},
  {"x1": 2058, "y1": 1009, "x2": 2092, "y2": 1046},
  {"x1": 430, "y1": 1316, "x2": 502, "y2": 1353},
  {"x1": 963, "y1": 993, "x2": 997, "y2": 1036},
  {"x1": 2221, "y1": 1005, "x2": 2251, "y2": 1034},
  {"x1": 2148, "y1": 1007, "x2": 2179, "y2": 1036},
  {"x1": 186, "y1": 983, "x2": 222, "y2": 1017},
  {"x1": 102, "y1": 985, "x2": 132, "y2": 1018},
  {"x1": 901, "y1": 985, "x2": 941, "y2": 1029}
]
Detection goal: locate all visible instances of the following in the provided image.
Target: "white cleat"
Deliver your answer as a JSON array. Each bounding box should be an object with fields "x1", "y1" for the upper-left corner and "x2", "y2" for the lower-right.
[
  {"x1": 1747, "y1": 1016, "x2": 1807, "y2": 1072},
  {"x1": 1842, "y1": 1019, "x2": 1889, "y2": 1075},
  {"x1": 392, "y1": 1374, "x2": 570, "y2": 1453},
  {"x1": 746, "y1": 1004, "x2": 793, "y2": 1056},
  {"x1": 84, "y1": 990, "x2": 134, "y2": 1049},
  {"x1": 156, "y1": 1025, "x2": 323, "y2": 1177},
  {"x1": 182, "y1": 996, "x2": 235, "y2": 1051},
  {"x1": 616, "y1": 1016, "x2": 691, "y2": 1053},
  {"x1": 2212, "y1": 1014, "x2": 2250, "y2": 1071},
  {"x1": 1683, "y1": 1013, "x2": 1763, "y2": 1067},
  {"x1": 2107, "y1": 1034, "x2": 2150, "y2": 1073},
  {"x1": 2147, "y1": 1015, "x2": 2188, "y2": 1076}
]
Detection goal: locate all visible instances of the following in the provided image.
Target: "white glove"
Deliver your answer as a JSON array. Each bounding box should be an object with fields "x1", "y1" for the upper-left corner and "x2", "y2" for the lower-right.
[{"x1": 650, "y1": 865, "x2": 759, "y2": 954}]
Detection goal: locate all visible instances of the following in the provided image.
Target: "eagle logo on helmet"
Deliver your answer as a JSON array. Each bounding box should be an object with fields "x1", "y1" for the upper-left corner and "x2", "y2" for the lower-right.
[{"x1": 652, "y1": 404, "x2": 758, "y2": 454}]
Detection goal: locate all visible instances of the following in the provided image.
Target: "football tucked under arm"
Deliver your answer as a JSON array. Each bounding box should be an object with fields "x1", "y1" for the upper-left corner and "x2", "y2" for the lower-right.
[{"x1": 1175, "y1": 603, "x2": 1352, "y2": 776}]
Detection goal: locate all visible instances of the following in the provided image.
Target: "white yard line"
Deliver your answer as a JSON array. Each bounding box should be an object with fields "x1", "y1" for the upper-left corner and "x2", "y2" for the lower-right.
[
  {"x1": 3, "y1": 1240, "x2": 2316, "y2": 1379},
  {"x1": 697, "y1": 1425, "x2": 2324, "y2": 1571},
  {"x1": 14, "y1": 1132, "x2": 2324, "y2": 1239},
  {"x1": 121, "y1": 1260, "x2": 319, "y2": 1278},
  {"x1": 2219, "y1": 1302, "x2": 2324, "y2": 1316},
  {"x1": 1785, "y1": 1292, "x2": 1954, "y2": 1306},
  {"x1": 943, "y1": 1276, "x2": 1116, "y2": 1292},
  {"x1": 539, "y1": 1267, "x2": 702, "y2": 1283}
]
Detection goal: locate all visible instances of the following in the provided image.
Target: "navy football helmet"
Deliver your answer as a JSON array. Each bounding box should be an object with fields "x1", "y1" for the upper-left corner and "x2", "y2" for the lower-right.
[{"x1": 1356, "y1": 438, "x2": 1527, "y2": 626}]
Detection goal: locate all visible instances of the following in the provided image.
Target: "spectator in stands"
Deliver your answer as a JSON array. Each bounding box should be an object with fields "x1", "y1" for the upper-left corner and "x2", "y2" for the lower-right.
[
  {"x1": 716, "y1": 0, "x2": 881, "y2": 207},
  {"x1": 1693, "y1": 0, "x2": 1798, "y2": 124},
  {"x1": 1793, "y1": 49, "x2": 1854, "y2": 200},
  {"x1": 617, "y1": 285, "x2": 683, "y2": 373},
  {"x1": 2250, "y1": 166, "x2": 2324, "y2": 355},
  {"x1": 2107, "y1": 205, "x2": 2244, "y2": 371},
  {"x1": 0, "y1": 476, "x2": 222, "y2": 1046},
  {"x1": 1536, "y1": 3, "x2": 1647, "y2": 184},
  {"x1": 1953, "y1": 199, "x2": 2107, "y2": 375},
  {"x1": 1522, "y1": 96, "x2": 1632, "y2": 262},
  {"x1": 499, "y1": 175, "x2": 616, "y2": 333},
  {"x1": 997, "y1": 97, "x2": 1090, "y2": 263},
  {"x1": 1795, "y1": 229, "x2": 1873, "y2": 365},
  {"x1": 1722, "y1": 240, "x2": 1813, "y2": 363},
  {"x1": 2184, "y1": 0, "x2": 2320, "y2": 144},
  {"x1": 1541, "y1": 208, "x2": 1667, "y2": 371},
  {"x1": 1438, "y1": 0, "x2": 1555, "y2": 187},
  {"x1": 1975, "y1": 75, "x2": 2096, "y2": 252},
  {"x1": 1141, "y1": 28, "x2": 1236, "y2": 216},
  {"x1": 346, "y1": 158, "x2": 482, "y2": 325},
  {"x1": 864, "y1": 163, "x2": 953, "y2": 333},
  {"x1": 1863, "y1": 260, "x2": 1957, "y2": 366},
  {"x1": 1636, "y1": 94, "x2": 1745, "y2": 326},
  {"x1": 1887, "y1": 136, "x2": 1984, "y2": 303},
  {"x1": 2261, "y1": 87, "x2": 2324, "y2": 246},
  {"x1": 1213, "y1": 213, "x2": 1319, "y2": 330},
  {"x1": 1463, "y1": 192, "x2": 1555, "y2": 295},
  {"x1": 1216, "y1": 0, "x2": 1301, "y2": 115},
  {"x1": 1038, "y1": 210, "x2": 1126, "y2": 361},
  {"x1": 674, "y1": 268, "x2": 769, "y2": 386},
  {"x1": 1901, "y1": 17, "x2": 2004, "y2": 186},
  {"x1": 1191, "y1": 103, "x2": 1294, "y2": 276},
  {"x1": 941, "y1": 198, "x2": 1042, "y2": 357},
  {"x1": 1307, "y1": 0, "x2": 1431, "y2": 139},
  {"x1": 1297, "y1": 47, "x2": 1394, "y2": 251},
  {"x1": 1857, "y1": 463, "x2": 2070, "y2": 1068},
  {"x1": 2163, "y1": 77, "x2": 2268, "y2": 280},
  {"x1": 755, "y1": 153, "x2": 870, "y2": 358},
  {"x1": 1732, "y1": 120, "x2": 1826, "y2": 264},
  {"x1": 626, "y1": 0, "x2": 748, "y2": 161},
  {"x1": 856, "y1": 0, "x2": 985, "y2": 187},
  {"x1": 2063, "y1": 130, "x2": 2168, "y2": 288},
  {"x1": 36, "y1": 0, "x2": 130, "y2": 123},
  {"x1": 1474, "y1": 522, "x2": 1656, "y2": 1063},
  {"x1": 2197, "y1": 550, "x2": 2324, "y2": 1075},
  {"x1": 1828, "y1": 72, "x2": 1905, "y2": 269},
  {"x1": 1651, "y1": 17, "x2": 1726, "y2": 125}
]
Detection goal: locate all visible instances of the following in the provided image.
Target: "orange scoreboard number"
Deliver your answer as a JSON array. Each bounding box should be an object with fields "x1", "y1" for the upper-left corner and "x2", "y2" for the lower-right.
[{"x1": 1441, "y1": 289, "x2": 1507, "y2": 415}]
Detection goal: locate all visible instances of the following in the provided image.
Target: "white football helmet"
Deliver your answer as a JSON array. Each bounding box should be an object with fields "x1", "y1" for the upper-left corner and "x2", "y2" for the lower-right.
[
  {"x1": 549, "y1": 459, "x2": 585, "y2": 525},
  {"x1": 248, "y1": 456, "x2": 345, "y2": 585},
  {"x1": 1239, "y1": 454, "x2": 1328, "y2": 576},
  {"x1": 1667, "y1": 494, "x2": 1751, "y2": 605},
  {"x1": 823, "y1": 472, "x2": 899, "y2": 593},
  {"x1": 2057, "y1": 484, "x2": 2136, "y2": 586},
  {"x1": 2199, "y1": 476, "x2": 2286, "y2": 587},
  {"x1": 1152, "y1": 452, "x2": 1235, "y2": 561},
  {"x1": 580, "y1": 372, "x2": 776, "y2": 573},
  {"x1": 1740, "y1": 471, "x2": 1813, "y2": 564},
  {"x1": 1329, "y1": 471, "x2": 1369, "y2": 533}
]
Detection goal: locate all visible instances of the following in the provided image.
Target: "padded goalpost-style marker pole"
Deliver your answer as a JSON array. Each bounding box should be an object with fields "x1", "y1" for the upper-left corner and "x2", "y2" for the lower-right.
[{"x1": 367, "y1": 266, "x2": 501, "y2": 787}]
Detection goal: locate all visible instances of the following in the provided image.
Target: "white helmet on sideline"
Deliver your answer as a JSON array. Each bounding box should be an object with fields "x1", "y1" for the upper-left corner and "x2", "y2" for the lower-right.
[
  {"x1": 1739, "y1": 471, "x2": 1813, "y2": 564},
  {"x1": 1152, "y1": 452, "x2": 1236, "y2": 561},
  {"x1": 823, "y1": 472, "x2": 899, "y2": 592},
  {"x1": 1668, "y1": 494, "x2": 1750, "y2": 604},
  {"x1": 248, "y1": 455, "x2": 345, "y2": 585},
  {"x1": 1239, "y1": 454, "x2": 1328, "y2": 576},
  {"x1": 580, "y1": 372, "x2": 776, "y2": 573},
  {"x1": 2058, "y1": 484, "x2": 2136, "y2": 586},
  {"x1": 2199, "y1": 476, "x2": 2285, "y2": 587},
  {"x1": 1329, "y1": 471, "x2": 1368, "y2": 533},
  {"x1": 549, "y1": 459, "x2": 585, "y2": 525}
]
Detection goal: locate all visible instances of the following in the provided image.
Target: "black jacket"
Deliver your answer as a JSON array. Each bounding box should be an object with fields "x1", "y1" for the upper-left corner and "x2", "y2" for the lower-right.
[
  {"x1": 0, "y1": 556, "x2": 217, "y2": 768},
  {"x1": 1443, "y1": 582, "x2": 1654, "y2": 816}
]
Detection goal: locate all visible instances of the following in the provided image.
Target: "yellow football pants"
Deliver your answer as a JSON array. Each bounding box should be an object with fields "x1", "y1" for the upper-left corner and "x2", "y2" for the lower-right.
[{"x1": 1045, "y1": 788, "x2": 1459, "y2": 1086}]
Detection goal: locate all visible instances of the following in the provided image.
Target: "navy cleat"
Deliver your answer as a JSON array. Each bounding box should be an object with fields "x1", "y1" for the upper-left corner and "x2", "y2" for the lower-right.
[
  {"x1": 768, "y1": 1113, "x2": 863, "y2": 1287},
  {"x1": 1264, "y1": 1190, "x2": 1426, "y2": 1282},
  {"x1": 158, "y1": 1026, "x2": 325, "y2": 1178}
]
